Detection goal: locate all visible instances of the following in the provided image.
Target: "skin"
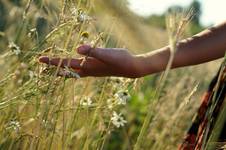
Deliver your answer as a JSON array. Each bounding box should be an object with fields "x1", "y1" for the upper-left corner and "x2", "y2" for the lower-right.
[{"x1": 39, "y1": 21, "x2": 226, "y2": 78}]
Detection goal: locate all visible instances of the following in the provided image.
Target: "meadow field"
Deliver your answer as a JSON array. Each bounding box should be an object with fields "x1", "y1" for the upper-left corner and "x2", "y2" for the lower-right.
[{"x1": 0, "y1": 0, "x2": 223, "y2": 149}]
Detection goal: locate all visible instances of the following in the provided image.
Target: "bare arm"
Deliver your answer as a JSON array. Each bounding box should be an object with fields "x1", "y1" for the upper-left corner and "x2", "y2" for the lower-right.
[
  {"x1": 137, "y1": 21, "x2": 226, "y2": 76},
  {"x1": 39, "y1": 21, "x2": 226, "y2": 78}
]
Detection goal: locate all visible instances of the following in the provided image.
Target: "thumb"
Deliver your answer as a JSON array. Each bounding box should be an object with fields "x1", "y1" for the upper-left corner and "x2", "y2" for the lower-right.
[
  {"x1": 77, "y1": 44, "x2": 114, "y2": 63},
  {"x1": 76, "y1": 44, "x2": 92, "y2": 55}
]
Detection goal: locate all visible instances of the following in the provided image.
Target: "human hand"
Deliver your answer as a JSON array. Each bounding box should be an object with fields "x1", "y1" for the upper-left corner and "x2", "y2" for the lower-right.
[{"x1": 39, "y1": 45, "x2": 143, "y2": 78}]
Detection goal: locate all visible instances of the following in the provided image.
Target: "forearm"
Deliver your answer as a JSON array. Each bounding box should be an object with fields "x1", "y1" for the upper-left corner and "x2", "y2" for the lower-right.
[{"x1": 136, "y1": 21, "x2": 226, "y2": 76}]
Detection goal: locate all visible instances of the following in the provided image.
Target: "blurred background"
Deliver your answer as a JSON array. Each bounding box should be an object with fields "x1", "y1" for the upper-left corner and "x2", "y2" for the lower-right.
[
  {"x1": 128, "y1": 0, "x2": 225, "y2": 26},
  {"x1": 0, "y1": 0, "x2": 225, "y2": 149}
]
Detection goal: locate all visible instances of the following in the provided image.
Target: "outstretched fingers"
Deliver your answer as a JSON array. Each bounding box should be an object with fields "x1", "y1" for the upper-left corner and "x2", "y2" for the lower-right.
[
  {"x1": 77, "y1": 45, "x2": 122, "y2": 65},
  {"x1": 39, "y1": 56, "x2": 82, "y2": 70}
]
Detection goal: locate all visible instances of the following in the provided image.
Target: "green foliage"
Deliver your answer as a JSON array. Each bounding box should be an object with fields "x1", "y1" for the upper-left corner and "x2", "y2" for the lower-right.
[
  {"x1": 144, "y1": 15, "x2": 166, "y2": 29},
  {"x1": 144, "y1": 0, "x2": 203, "y2": 34},
  {"x1": 189, "y1": 0, "x2": 202, "y2": 25},
  {"x1": 189, "y1": 22, "x2": 204, "y2": 35},
  {"x1": 0, "y1": 1, "x2": 6, "y2": 32}
]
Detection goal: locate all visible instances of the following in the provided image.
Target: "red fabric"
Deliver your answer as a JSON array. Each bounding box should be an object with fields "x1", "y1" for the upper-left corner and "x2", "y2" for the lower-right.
[{"x1": 179, "y1": 64, "x2": 226, "y2": 150}]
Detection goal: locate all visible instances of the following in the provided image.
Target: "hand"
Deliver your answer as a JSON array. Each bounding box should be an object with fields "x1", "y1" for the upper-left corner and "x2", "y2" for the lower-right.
[{"x1": 39, "y1": 45, "x2": 143, "y2": 78}]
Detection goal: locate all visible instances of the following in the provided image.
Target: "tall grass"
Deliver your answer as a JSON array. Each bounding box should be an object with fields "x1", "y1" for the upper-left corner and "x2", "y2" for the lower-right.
[
  {"x1": 0, "y1": 0, "x2": 222, "y2": 150},
  {"x1": 0, "y1": 1, "x2": 140, "y2": 149},
  {"x1": 134, "y1": 9, "x2": 193, "y2": 150}
]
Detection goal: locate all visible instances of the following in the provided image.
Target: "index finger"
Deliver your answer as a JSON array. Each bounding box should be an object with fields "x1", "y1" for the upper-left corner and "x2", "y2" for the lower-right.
[{"x1": 39, "y1": 56, "x2": 82, "y2": 70}]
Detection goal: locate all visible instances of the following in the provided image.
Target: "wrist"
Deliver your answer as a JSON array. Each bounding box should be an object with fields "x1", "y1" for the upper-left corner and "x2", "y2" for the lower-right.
[{"x1": 133, "y1": 54, "x2": 149, "y2": 77}]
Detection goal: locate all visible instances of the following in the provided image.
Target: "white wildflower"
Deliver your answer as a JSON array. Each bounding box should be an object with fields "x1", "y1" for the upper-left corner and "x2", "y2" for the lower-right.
[
  {"x1": 111, "y1": 111, "x2": 127, "y2": 128},
  {"x1": 7, "y1": 120, "x2": 21, "y2": 132},
  {"x1": 8, "y1": 41, "x2": 21, "y2": 55},
  {"x1": 71, "y1": 8, "x2": 92, "y2": 23},
  {"x1": 28, "y1": 28, "x2": 37, "y2": 38},
  {"x1": 42, "y1": 119, "x2": 48, "y2": 127},
  {"x1": 77, "y1": 13, "x2": 86, "y2": 22},
  {"x1": 80, "y1": 96, "x2": 92, "y2": 106},
  {"x1": 114, "y1": 90, "x2": 131, "y2": 105},
  {"x1": 41, "y1": 119, "x2": 54, "y2": 131}
]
